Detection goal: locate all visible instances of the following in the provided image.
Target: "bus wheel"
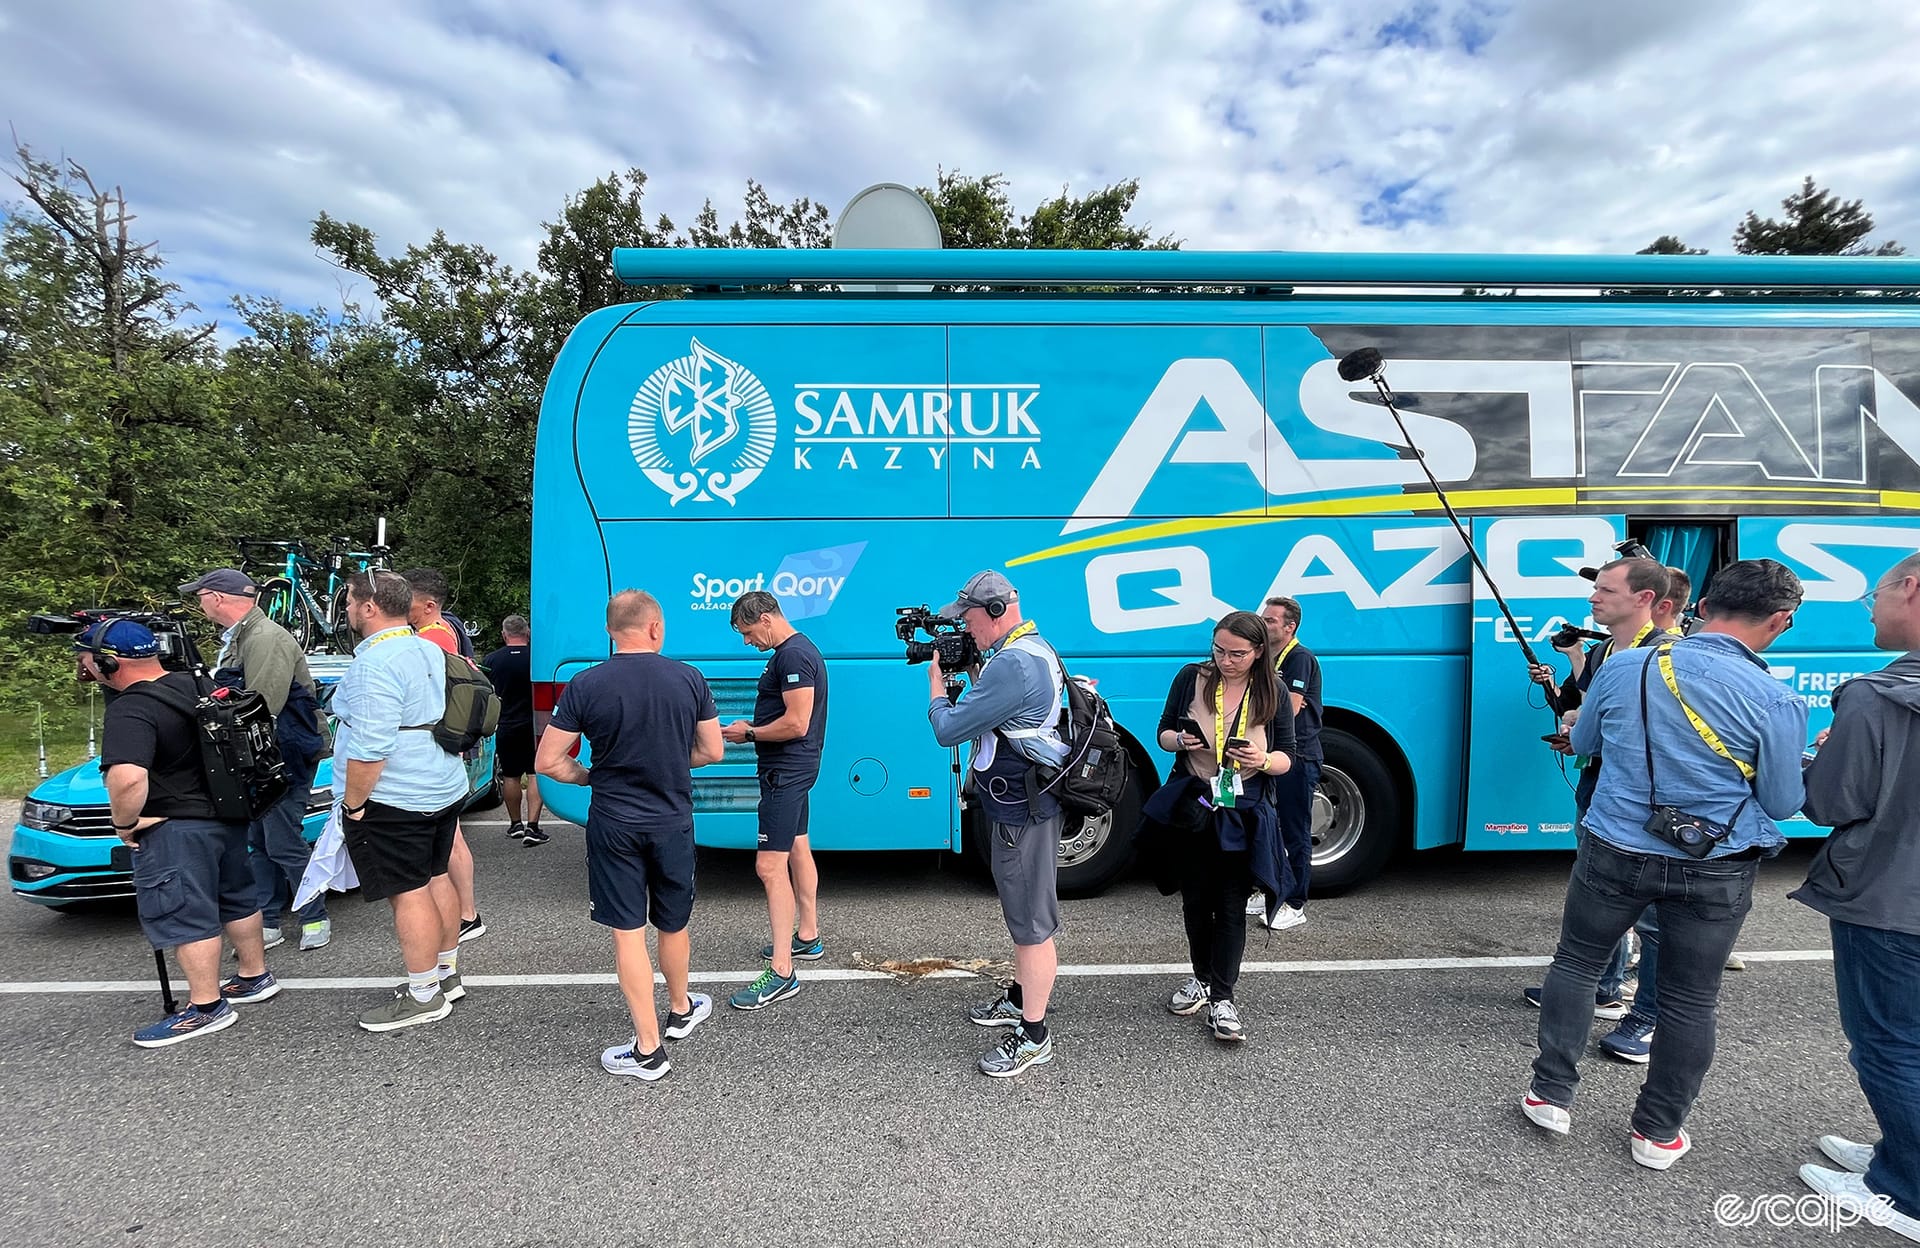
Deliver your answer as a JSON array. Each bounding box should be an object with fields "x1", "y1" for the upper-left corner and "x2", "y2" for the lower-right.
[
  {"x1": 1309, "y1": 728, "x2": 1403, "y2": 894},
  {"x1": 1056, "y1": 765, "x2": 1145, "y2": 899}
]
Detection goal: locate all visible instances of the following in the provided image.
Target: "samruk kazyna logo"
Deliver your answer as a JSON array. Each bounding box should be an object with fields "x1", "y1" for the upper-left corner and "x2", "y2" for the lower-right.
[{"x1": 629, "y1": 338, "x2": 778, "y2": 505}]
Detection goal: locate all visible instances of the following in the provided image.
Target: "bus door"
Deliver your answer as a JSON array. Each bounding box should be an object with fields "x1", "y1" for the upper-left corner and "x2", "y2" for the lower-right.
[{"x1": 1462, "y1": 515, "x2": 1626, "y2": 851}]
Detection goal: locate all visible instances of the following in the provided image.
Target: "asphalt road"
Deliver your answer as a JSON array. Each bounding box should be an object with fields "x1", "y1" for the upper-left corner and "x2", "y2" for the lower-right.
[{"x1": 0, "y1": 801, "x2": 1890, "y2": 1248}]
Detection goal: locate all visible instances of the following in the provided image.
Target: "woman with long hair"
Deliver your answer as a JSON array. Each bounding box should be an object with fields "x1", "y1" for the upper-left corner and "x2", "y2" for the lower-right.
[{"x1": 1146, "y1": 610, "x2": 1296, "y2": 1042}]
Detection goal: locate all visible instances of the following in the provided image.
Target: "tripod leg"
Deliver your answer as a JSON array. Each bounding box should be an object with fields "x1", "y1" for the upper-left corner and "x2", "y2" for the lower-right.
[{"x1": 155, "y1": 947, "x2": 176, "y2": 1015}]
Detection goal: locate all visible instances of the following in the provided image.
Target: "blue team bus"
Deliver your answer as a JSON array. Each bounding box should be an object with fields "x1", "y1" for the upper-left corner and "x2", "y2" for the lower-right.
[{"x1": 530, "y1": 248, "x2": 1920, "y2": 895}]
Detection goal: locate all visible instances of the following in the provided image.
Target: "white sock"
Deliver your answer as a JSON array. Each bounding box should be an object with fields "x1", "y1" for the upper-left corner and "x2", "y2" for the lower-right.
[
  {"x1": 438, "y1": 947, "x2": 459, "y2": 979},
  {"x1": 407, "y1": 968, "x2": 439, "y2": 1003}
]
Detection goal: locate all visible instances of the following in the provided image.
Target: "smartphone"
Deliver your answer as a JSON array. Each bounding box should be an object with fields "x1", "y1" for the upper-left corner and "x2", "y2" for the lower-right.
[
  {"x1": 1176, "y1": 717, "x2": 1206, "y2": 741},
  {"x1": 1225, "y1": 736, "x2": 1253, "y2": 751}
]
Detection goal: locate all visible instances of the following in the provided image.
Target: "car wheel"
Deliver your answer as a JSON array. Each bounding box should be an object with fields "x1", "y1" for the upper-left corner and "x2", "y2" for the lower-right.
[{"x1": 1307, "y1": 727, "x2": 1404, "y2": 894}]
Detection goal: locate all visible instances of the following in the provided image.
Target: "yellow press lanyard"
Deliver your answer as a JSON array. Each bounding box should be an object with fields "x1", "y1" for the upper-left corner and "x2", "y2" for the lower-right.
[
  {"x1": 994, "y1": 620, "x2": 1036, "y2": 652},
  {"x1": 1214, "y1": 680, "x2": 1252, "y2": 770},
  {"x1": 1656, "y1": 642, "x2": 1757, "y2": 781},
  {"x1": 1275, "y1": 637, "x2": 1300, "y2": 670},
  {"x1": 362, "y1": 627, "x2": 412, "y2": 650}
]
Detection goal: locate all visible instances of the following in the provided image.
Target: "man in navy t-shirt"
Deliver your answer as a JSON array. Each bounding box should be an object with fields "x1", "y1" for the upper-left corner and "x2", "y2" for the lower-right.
[
  {"x1": 721, "y1": 590, "x2": 829, "y2": 1011},
  {"x1": 1258, "y1": 596, "x2": 1323, "y2": 929},
  {"x1": 536, "y1": 589, "x2": 723, "y2": 1082}
]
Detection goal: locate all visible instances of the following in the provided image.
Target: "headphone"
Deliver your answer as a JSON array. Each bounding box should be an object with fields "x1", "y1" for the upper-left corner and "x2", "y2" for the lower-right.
[
  {"x1": 81, "y1": 628, "x2": 119, "y2": 677},
  {"x1": 981, "y1": 595, "x2": 1007, "y2": 619}
]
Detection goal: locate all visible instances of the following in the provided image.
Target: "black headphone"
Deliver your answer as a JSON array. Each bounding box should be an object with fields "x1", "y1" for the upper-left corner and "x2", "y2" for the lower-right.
[
  {"x1": 85, "y1": 632, "x2": 119, "y2": 676},
  {"x1": 982, "y1": 595, "x2": 1007, "y2": 619}
]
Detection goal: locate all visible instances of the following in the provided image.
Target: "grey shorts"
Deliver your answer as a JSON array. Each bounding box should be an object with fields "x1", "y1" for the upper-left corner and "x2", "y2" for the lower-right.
[
  {"x1": 132, "y1": 817, "x2": 256, "y2": 948},
  {"x1": 989, "y1": 813, "x2": 1063, "y2": 946}
]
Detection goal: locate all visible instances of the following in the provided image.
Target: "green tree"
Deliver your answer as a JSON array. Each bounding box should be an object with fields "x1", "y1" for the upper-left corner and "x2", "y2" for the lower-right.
[
  {"x1": 1733, "y1": 177, "x2": 1905, "y2": 256},
  {"x1": 1638, "y1": 235, "x2": 1706, "y2": 255},
  {"x1": 920, "y1": 170, "x2": 1176, "y2": 250}
]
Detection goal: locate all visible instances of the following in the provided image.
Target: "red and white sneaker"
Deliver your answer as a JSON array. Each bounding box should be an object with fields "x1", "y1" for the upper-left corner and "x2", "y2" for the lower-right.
[
  {"x1": 1521, "y1": 1093, "x2": 1570, "y2": 1136},
  {"x1": 1631, "y1": 1128, "x2": 1692, "y2": 1170}
]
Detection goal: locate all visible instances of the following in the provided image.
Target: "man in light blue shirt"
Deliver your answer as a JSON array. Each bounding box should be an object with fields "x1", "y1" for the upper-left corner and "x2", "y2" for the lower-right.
[
  {"x1": 1523, "y1": 558, "x2": 1808, "y2": 1173},
  {"x1": 331, "y1": 571, "x2": 471, "y2": 1034}
]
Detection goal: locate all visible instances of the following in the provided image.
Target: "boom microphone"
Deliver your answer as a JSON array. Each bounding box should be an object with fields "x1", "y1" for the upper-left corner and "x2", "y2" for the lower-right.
[
  {"x1": 1336, "y1": 347, "x2": 1384, "y2": 382},
  {"x1": 1333, "y1": 346, "x2": 1564, "y2": 718}
]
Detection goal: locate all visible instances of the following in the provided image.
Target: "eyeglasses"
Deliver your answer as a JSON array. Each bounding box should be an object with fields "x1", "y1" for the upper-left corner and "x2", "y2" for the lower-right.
[
  {"x1": 1211, "y1": 643, "x2": 1257, "y2": 661},
  {"x1": 1861, "y1": 576, "x2": 1912, "y2": 611}
]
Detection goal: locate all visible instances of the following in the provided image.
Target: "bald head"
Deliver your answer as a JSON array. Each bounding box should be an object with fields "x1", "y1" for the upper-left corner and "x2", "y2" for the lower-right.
[{"x1": 606, "y1": 589, "x2": 664, "y2": 653}]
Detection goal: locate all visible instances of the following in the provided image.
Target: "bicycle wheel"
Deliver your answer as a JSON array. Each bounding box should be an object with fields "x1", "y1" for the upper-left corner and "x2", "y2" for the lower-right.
[{"x1": 257, "y1": 578, "x2": 298, "y2": 629}]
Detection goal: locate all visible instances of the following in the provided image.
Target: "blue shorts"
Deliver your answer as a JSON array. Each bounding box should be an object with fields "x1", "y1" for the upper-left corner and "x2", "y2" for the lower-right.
[
  {"x1": 585, "y1": 813, "x2": 696, "y2": 933},
  {"x1": 133, "y1": 818, "x2": 256, "y2": 948},
  {"x1": 757, "y1": 768, "x2": 817, "y2": 853}
]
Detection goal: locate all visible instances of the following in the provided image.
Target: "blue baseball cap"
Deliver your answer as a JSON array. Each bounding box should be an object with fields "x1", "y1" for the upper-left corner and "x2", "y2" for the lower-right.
[{"x1": 73, "y1": 618, "x2": 162, "y2": 659}]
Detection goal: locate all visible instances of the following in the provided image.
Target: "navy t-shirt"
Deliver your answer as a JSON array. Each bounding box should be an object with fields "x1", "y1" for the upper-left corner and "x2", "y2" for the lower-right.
[
  {"x1": 100, "y1": 672, "x2": 218, "y2": 819},
  {"x1": 1277, "y1": 643, "x2": 1324, "y2": 763},
  {"x1": 551, "y1": 652, "x2": 718, "y2": 828},
  {"x1": 481, "y1": 644, "x2": 533, "y2": 730},
  {"x1": 753, "y1": 633, "x2": 828, "y2": 771}
]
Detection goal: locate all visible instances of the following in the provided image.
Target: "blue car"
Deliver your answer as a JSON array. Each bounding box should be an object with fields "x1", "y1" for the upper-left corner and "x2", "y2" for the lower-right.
[{"x1": 9, "y1": 654, "x2": 498, "y2": 910}]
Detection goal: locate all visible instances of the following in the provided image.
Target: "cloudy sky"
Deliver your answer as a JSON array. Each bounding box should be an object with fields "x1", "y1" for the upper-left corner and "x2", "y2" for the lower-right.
[{"x1": 3, "y1": 0, "x2": 1917, "y2": 325}]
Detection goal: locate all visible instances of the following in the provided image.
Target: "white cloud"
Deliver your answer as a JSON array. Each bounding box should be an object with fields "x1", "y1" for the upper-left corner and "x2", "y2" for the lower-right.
[{"x1": 3, "y1": 0, "x2": 1917, "y2": 326}]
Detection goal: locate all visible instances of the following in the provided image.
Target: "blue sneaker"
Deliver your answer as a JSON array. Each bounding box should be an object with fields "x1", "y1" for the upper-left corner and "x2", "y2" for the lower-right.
[
  {"x1": 729, "y1": 966, "x2": 800, "y2": 1011},
  {"x1": 133, "y1": 1000, "x2": 237, "y2": 1048},
  {"x1": 219, "y1": 970, "x2": 280, "y2": 1005},
  {"x1": 758, "y1": 933, "x2": 826, "y2": 962},
  {"x1": 1599, "y1": 1015, "x2": 1656, "y2": 1063}
]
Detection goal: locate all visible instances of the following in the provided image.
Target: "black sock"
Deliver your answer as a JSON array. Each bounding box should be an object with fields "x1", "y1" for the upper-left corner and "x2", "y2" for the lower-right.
[
  {"x1": 1021, "y1": 1017, "x2": 1047, "y2": 1043},
  {"x1": 1005, "y1": 981, "x2": 1024, "y2": 1008},
  {"x1": 193, "y1": 1000, "x2": 223, "y2": 1015}
]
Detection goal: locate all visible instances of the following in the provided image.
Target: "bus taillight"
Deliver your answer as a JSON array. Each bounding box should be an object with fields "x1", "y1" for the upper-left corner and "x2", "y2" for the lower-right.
[{"x1": 533, "y1": 681, "x2": 564, "y2": 713}]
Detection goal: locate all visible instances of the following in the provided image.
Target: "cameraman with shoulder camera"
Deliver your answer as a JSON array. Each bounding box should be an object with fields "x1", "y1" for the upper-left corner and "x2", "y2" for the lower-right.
[
  {"x1": 925, "y1": 570, "x2": 1068, "y2": 1079},
  {"x1": 79, "y1": 618, "x2": 279, "y2": 1048},
  {"x1": 1522, "y1": 560, "x2": 1808, "y2": 1170},
  {"x1": 181, "y1": 567, "x2": 332, "y2": 952}
]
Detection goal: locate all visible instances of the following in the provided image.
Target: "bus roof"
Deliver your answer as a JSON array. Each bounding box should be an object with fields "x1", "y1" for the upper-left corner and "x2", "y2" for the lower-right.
[{"x1": 611, "y1": 247, "x2": 1920, "y2": 294}]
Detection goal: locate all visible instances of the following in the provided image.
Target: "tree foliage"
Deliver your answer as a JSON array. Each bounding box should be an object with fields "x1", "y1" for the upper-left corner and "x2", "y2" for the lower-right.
[{"x1": 1732, "y1": 177, "x2": 1904, "y2": 256}]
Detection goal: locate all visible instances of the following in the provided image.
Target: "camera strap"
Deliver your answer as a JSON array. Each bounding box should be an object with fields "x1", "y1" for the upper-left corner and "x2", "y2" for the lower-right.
[{"x1": 1638, "y1": 649, "x2": 1753, "y2": 825}]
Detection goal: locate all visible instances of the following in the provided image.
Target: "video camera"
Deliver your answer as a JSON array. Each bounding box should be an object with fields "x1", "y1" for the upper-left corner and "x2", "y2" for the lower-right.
[
  {"x1": 894, "y1": 605, "x2": 982, "y2": 670},
  {"x1": 27, "y1": 606, "x2": 206, "y2": 677}
]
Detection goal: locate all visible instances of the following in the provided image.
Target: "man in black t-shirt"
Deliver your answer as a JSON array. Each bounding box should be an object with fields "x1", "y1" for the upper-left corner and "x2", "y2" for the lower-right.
[
  {"x1": 482, "y1": 614, "x2": 545, "y2": 845},
  {"x1": 721, "y1": 590, "x2": 829, "y2": 1011},
  {"x1": 1257, "y1": 596, "x2": 1323, "y2": 929},
  {"x1": 79, "y1": 619, "x2": 279, "y2": 1048},
  {"x1": 536, "y1": 589, "x2": 723, "y2": 1082}
]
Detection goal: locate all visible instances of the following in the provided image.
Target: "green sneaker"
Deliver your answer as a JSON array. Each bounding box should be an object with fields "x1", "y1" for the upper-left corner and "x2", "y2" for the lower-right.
[
  {"x1": 729, "y1": 966, "x2": 800, "y2": 1011},
  {"x1": 358, "y1": 986, "x2": 451, "y2": 1033},
  {"x1": 978, "y1": 1026, "x2": 1052, "y2": 1077}
]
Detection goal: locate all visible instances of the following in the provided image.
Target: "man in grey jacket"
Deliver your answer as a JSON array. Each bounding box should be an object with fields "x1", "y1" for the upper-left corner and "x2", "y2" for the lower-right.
[
  {"x1": 1793, "y1": 551, "x2": 1920, "y2": 1239},
  {"x1": 183, "y1": 568, "x2": 331, "y2": 950}
]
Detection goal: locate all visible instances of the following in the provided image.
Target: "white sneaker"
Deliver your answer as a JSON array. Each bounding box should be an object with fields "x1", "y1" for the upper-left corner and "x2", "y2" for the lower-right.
[
  {"x1": 601, "y1": 1040, "x2": 670, "y2": 1081},
  {"x1": 1631, "y1": 1128, "x2": 1691, "y2": 1171},
  {"x1": 1265, "y1": 904, "x2": 1305, "y2": 931},
  {"x1": 1207, "y1": 999, "x2": 1245, "y2": 1042},
  {"x1": 1167, "y1": 976, "x2": 1210, "y2": 1016},
  {"x1": 260, "y1": 926, "x2": 285, "y2": 951},
  {"x1": 1520, "y1": 1092, "x2": 1569, "y2": 1136},
  {"x1": 1244, "y1": 893, "x2": 1265, "y2": 916},
  {"x1": 1799, "y1": 1165, "x2": 1918, "y2": 1240},
  {"x1": 1819, "y1": 1133, "x2": 1876, "y2": 1176},
  {"x1": 298, "y1": 919, "x2": 331, "y2": 951}
]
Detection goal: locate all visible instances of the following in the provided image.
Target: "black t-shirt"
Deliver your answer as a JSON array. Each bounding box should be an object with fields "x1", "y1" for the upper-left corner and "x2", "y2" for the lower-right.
[
  {"x1": 481, "y1": 644, "x2": 534, "y2": 729},
  {"x1": 752, "y1": 633, "x2": 828, "y2": 770},
  {"x1": 99, "y1": 672, "x2": 217, "y2": 819},
  {"x1": 1276, "y1": 643, "x2": 1324, "y2": 762},
  {"x1": 551, "y1": 652, "x2": 718, "y2": 828}
]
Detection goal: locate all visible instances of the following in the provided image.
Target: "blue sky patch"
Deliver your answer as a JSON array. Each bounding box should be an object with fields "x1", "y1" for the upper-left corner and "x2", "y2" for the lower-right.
[{"x1": 1360, "y1": 178, "x2": 1448, "y2": 228}]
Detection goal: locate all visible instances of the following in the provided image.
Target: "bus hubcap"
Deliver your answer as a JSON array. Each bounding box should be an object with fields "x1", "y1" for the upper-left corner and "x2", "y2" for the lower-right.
[
  {"x1": 1311, "y1": 766, "x2": 1366, "y2": 867},
  {"x1": 1058, "y1": 810, "x2": 1110, "y2": 869}
]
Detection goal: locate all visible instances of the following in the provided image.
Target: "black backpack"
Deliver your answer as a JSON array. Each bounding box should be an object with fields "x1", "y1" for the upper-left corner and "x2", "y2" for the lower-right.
[
  {"x1": 1028, "y1": 661, "x2": 1130, "y2": 817},
  {"x1": 405, "y1": 648, "x2": 502, "y2": 754},
  {"x1": 130, "y1": 678, "x2": 292, "y2": 821}
]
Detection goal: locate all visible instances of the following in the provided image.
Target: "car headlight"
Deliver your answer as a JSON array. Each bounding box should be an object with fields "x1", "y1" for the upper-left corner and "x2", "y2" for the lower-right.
[{"x1": 20, "y1": 800, "x2": 72, "y2": 831}]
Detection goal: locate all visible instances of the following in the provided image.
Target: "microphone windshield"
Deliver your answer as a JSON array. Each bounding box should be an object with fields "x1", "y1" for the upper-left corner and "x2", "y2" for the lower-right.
[{"x1": 1337, "y1": 347, "x2": 1384, "y2": 382}]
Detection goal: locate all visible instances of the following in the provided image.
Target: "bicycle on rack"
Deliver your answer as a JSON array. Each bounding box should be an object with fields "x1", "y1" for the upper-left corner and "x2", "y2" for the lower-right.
[{"x1": 236, "y1": 522, "x2": 391, "y2": 653}]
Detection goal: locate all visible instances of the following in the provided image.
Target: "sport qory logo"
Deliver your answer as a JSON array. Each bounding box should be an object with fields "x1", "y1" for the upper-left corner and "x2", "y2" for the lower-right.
[
  {"x1": 689, "y1": 542, "x2": 869, "y2": 620},
  {"x1": 629, "y1": 339, "x2": 778, "y2": 505}
]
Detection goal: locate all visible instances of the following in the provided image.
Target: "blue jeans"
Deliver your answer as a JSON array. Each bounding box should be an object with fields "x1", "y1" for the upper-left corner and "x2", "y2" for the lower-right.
[
  {"x1": 1624, "y1": 906, "x2": 1661, "y2": 1026},
  {"x1": 248, "y1": 772, "x2": 323, "y2": 927},
  {"x1": 1830, "y1": 918, "x2": 1920, "y2": 1218},
  {"x1": 1531, "y1": 832, "x2": 1757, "y2": 1140}
]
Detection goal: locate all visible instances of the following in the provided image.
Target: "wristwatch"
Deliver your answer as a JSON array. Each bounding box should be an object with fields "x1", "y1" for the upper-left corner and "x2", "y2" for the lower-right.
[
  {"x1": 342, "y1": 800, "x2": 368, "y2": 816},
  {"x1": 744, "y1": 726, "x2": 757, "y2": 742}
]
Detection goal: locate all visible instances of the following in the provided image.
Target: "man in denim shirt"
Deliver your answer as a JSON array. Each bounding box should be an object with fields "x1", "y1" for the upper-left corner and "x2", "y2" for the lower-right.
[{"x1": 1523, "y1": 559, "x2": 1808, "y2": 1172}]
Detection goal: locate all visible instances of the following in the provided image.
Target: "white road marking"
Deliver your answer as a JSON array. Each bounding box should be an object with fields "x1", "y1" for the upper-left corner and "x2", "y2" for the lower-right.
[{"x1": 0, "y1": 949, "x2": 1833, "y2": 995}]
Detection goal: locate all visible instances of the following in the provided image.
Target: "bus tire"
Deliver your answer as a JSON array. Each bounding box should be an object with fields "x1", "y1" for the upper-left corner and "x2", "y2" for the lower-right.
[
  {"x1": 962, "y1": 763, "x2": 1147, "y2": 899},
  {"x1": 1309, "y1": 727, "x2": 1403, "y2": 894}
]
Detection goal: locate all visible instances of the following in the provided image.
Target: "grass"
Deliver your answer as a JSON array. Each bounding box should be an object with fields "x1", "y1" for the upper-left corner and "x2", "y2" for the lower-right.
[{"x1": 0, "y1": 707, "x2": 99, "y2": 798}]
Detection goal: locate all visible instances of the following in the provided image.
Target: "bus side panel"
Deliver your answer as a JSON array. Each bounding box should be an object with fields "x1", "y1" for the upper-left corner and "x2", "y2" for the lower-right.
[{"x1": 1463, "y1": 515, "x2": 1625, "y2": 851}]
